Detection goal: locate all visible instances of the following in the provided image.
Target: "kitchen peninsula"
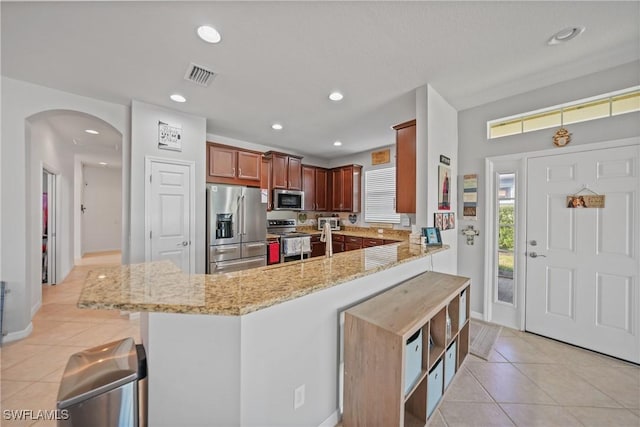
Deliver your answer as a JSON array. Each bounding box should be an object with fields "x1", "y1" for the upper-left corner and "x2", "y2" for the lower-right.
[{"x1": 79, "y1": 240, "x2": 453, "y2": 427}]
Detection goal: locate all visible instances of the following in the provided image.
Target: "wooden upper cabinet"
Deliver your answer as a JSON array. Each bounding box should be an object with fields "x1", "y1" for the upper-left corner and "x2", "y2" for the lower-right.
[
  {"x1": 331, "y1": 165, "x2": 362, "y2": 212},
  {"x1": 393, "y1": 120, "x2": 416, "y2": 213},
  {"x1": 237, "y1": 151, "x2": 261, "y2": 181},
  {"x1": 261, "y1": 157, "x2": 272, "y2": 211},
  {"x1": 315, "y1": 168, "x2": 328, "y2": 211},
  {"x1": 208, "y1": 145, "x2": 236, "y2": 178},
  {"x1": 302, "y1": 166, "x2": 316, "y2": 211},
  {"x1": 302, "y1": 165, "x2": 329, "y2": 211},
  {"x1": 207, "y1": 142, "x2": 262, "y2": 187},
  {"x1": 288, "y1": 157, "x2": 302, "y2": 190},
  {"x1": 265, "y1": 151, "x2": 303, "y2": 191},
  {"x1": 271, "y1": 153, "x2": 288, "y2": 189}
]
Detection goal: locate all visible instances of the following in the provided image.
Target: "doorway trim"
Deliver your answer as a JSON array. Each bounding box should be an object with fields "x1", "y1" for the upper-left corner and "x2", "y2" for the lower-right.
[
  {"x1": 144, "y1": 156, "x2": 196, "y2": 273},
  {"x1": 483, "y1": 136, "x2": 639, "y2": 330},
  {"x1": 41, "y1": 162, "x2": 60, "y2": 287},
  {"x1": 484, "y1": 157, "x2": 526, "y2": 330}
]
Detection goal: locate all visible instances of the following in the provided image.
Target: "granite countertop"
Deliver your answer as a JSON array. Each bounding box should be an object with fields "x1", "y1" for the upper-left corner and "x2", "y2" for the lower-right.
[
  {"x1": 78, "y1": 240, "x2": 447, "y2": 316},
  {"x1": 296, "y1": 226, "x2": 409, "y2": 240}
]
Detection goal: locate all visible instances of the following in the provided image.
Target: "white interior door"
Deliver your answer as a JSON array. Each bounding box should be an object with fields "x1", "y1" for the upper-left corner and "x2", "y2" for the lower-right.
[
  {"x1": 146, "y1": 158, "x2": 194, "y2": 273},
  {"x1": 526, "y1": 145, "x2": 639, "y2": 363}
]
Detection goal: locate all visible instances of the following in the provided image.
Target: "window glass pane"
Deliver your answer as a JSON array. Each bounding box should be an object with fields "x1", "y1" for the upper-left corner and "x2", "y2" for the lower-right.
[
  {"x1": 562, "y1": 99, "x2": 610, "y2": 125},
  {"x1": 490, "y1": 119, "x2": 521, "y2": 139},
  {"x1": 497, "y1": 173, "x2": 515, "y2": 305},
  {"x1": 612, "y1": 91, "x2": 640, "y2": 116},
  {"x1": 522, "y1": 110, "x2": 561, "y2": 132}
]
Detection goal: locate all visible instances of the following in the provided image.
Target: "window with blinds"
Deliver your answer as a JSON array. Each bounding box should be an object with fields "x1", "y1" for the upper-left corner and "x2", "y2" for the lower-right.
[{"x1": 364, "y1": 167, "x2": 401, "y2": 223}]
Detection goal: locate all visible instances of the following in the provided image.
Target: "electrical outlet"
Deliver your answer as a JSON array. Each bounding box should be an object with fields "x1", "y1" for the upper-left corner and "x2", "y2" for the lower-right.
[{"x1": 294, "y1": 384, "x2": 305, "y2": 409}]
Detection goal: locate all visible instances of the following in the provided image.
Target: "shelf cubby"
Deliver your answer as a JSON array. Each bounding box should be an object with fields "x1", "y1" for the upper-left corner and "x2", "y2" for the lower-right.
[{"x1": 343, "y1": 271, "x2": 470, "y2": 427}]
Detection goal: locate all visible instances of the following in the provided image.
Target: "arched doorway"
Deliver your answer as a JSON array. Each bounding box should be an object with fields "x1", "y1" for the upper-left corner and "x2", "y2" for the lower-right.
[{"x1": 25, "y1": 109, "x2": 123, "y2": 313}]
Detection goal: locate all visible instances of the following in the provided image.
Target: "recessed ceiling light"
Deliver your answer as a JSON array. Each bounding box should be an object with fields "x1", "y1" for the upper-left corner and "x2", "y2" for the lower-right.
[
  {"x1": 85, "y1": 129, "x2": 99, "y2": 135},
  {"x1": 170, "y1": 94, "x2": 186, "y2": 103},
  {"x1": 333, "y1": 141, "x2": 342, "y2": 147},
  {"x1": 548, "y1": 26, "x2": 585, "y2": 45},
  {"x1": 197, "y1": 25, "x2": 222, "y2": 44},
  {"x1": 272, "y1": 123, "x2": 283, "y2": 130},
  {"x1": 99, "y1": 162, "x2": 108, "y2": 166},
  {"x1": 329, "y1": 91, "x2": 344, "y2": 102}
]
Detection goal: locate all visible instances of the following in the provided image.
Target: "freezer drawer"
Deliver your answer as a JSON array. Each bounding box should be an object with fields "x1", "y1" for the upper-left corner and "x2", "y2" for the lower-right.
[
  {"x1": 209, "y1": 256, "x2": 266, "y2": 274},
  {"x1": 209, "y1": 244, "x2": 241, "y2": 262},
  {"x1": 242, "y1": 241, "x2": 266, "y2": 258}
]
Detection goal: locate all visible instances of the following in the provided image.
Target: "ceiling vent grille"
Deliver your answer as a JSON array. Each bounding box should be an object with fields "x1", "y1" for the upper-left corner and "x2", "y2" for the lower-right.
[{"x1": 184, "y1": 63, "x2": 216, "y2": 87}]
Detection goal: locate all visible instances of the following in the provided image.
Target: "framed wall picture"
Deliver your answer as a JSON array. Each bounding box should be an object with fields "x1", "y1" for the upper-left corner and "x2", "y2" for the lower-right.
[
  {"x1": 158, "y1": 120, "x2": 182, "y2": 151},
  {"x1": 434, "y1": 212, "x2": 443, "y2": 230},
  {"x1": 438, "y1": 165, "x2": 451, "y2": 210}
]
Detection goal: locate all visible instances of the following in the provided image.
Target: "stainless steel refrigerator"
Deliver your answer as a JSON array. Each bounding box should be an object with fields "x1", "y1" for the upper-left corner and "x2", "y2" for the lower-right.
[{"x1": 206, "y1": 184, "x2": 267, "y2": 273}]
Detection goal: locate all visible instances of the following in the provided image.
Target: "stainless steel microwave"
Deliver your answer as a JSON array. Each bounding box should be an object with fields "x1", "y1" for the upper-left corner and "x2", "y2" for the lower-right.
[{"x1": 273, "y1": 189, "x2": 304, "y2": 211}]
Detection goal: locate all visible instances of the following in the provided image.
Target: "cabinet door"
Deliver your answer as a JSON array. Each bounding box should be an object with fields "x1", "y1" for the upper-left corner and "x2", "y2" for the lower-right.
[
  {"x1": 341, "y1": 166, "x2": 354, "y2": 211},
  {"x1": 311, "y1": 241, "x2": 326, "y2": 257},
  {"x1": 208, "y1": 145, "x2": 236, "y2": 178},
  {"x1": 331, "y1": 168, "x2": 343, "y2": 211},
  {"x1": 345, "y1": 243, "x2": 361, "y2": 251},
  {"x1": 302, "y1": 166, "x2": 316, "y2": 210},
  {"x1": 332, "y1": 241, "x2": 344, "y2": 253},
  {"x1": 237, "y1": 151, "x2": 261, "y2": 182},
  {"x1": 271, "y1": 154, "x2": 288, "y2": 189},
  {"x1": 395, "y1": 121, "x2": 416, "y2": 213},
  {"x1": 315, "y1": 168, "x2": 328, "y2": 211},
  {"x1": 288, "y1": 157, "x2": 303, "y2": 190},
  {"x1": 261, "y1": 158, "x2": 272, "y2": 211}
]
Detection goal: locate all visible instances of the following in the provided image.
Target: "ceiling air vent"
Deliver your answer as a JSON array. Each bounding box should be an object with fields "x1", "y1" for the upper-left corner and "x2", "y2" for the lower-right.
[{"x1": 184, "y1": 63, "x2": 216, "y2": 87}]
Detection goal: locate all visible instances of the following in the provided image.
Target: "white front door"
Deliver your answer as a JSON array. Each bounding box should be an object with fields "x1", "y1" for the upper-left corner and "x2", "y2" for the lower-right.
[
  {"x1": 147, "y1": 158, "x2": 195, "y2": 273},
  {"x1": 526, "y1": 145, "x2": 639, "y2": 363}
]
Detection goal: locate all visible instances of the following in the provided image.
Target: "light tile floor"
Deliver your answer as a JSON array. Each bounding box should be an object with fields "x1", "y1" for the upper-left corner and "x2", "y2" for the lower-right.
[
  {"x1": 1, "y1": 252, "x2": 140, "y2": 427},
  {"x1": 1, "y1": 253, "x2": 638, "y2": 427}
]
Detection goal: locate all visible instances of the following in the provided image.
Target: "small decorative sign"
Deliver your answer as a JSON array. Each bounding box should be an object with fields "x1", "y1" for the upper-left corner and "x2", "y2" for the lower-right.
[
  {"x1": 158, "y1": 121, "x2": 182, "y2": 151},
  {"x1": 463, "y1": 174, "x2": 478, "y2": 220},
  {"x1": 439, "y1": 155, "x2": 450, "y2": 165},
  {"x1": 566, "y1": 195, "x2": 605, "y2": 208},
  {"x1": 371, "y1": 149, "x2": 390, "y2": 165}
]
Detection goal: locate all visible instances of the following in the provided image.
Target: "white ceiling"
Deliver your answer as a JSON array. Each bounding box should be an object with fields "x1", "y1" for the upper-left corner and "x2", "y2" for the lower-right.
[{"x1": 3, "y1": 1, "x2": 639, "y2": 159}]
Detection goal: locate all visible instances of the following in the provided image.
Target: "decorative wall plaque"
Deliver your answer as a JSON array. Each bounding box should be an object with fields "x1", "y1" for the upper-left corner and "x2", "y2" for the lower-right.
[{"x1": 371, "y1": 149, "x2": 391, "y2": 165}]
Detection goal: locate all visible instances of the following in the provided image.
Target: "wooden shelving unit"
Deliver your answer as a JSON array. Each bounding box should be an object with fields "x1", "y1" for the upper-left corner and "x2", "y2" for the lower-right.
[{"x1": 343, "y1": 271, "x2": 470, "y2": 427}]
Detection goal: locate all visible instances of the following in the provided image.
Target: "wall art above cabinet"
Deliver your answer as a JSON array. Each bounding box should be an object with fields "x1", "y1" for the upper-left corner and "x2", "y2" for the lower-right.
[{"x1": 207, "y1": 142, "x2": 262, "y2": 187}]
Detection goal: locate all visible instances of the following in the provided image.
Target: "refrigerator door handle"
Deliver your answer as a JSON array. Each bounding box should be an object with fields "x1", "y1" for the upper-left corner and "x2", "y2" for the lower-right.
[
  {"x1": 241, "y1": 194, "x2": 247, "y2": 235},
  {"x1": 236, "y1": 196, "x2": 242, "y2": 237}
]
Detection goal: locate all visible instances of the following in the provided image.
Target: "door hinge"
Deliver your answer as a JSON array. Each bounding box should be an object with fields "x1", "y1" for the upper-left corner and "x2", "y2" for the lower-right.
[
  {"x1": 150, "y1": 231, "x2": 152, "y2": 239},
  {"x1": 149, "y1": 175, "x2": 152, "y2": 183}
]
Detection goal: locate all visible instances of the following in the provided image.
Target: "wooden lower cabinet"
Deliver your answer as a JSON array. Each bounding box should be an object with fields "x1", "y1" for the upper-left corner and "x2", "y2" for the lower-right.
[
  {"x1": 344, "y1": 272, "x2": 471, "y2": 426},
  {"x1": 363, "y1": 238, "x2": 384, "y2": 247},
  {"x1": 310, "y1": 235, "x2": 326, "y2": 257},
  {"x1": 331, "y1": 234, "x2": 345, "y2": 253}
]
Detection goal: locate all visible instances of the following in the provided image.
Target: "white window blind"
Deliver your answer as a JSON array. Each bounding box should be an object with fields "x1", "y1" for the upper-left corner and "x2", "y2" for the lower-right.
[{"x1": 365, "y1": 167, "x2": 401, "y2": 223}]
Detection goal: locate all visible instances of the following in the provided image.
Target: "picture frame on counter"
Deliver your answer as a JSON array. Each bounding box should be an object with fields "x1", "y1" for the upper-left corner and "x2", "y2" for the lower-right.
[{"x1": 423, "y1": 227, "x2": 442, "y2": 246}]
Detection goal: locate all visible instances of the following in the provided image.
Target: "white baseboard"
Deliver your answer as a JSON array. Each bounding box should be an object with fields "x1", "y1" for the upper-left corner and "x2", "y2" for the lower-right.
[
  {"x1": 3, "y1": 322, "x2": 33, "y2": 344},
  {"x1": 31, "y1": 300, "x2": 42, "y2": 318},
  {"x1": 471, "y1": 310, "x2": 484, "y2": 321},
  {"x1": 318, "y1": 411, "x2": 339, "y2": 427}
]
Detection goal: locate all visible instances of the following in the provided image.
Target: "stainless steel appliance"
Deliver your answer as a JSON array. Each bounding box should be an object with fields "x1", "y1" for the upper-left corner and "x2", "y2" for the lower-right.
[
  {"x1": 273, "y1": 189, "x2": 304, "y2": 211},
  {"x1": 207, "y1": 184, "x2": 267, "y2": 273},
  {"x1": 318, "y1": 217, "x2": 340, "y2": 231},
  {"x1": 266, "y1": 219, "x2": 311, "y2": 262},
  {"x1": 57, "y1": 337, "x2": 147, "y2": 427}
]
